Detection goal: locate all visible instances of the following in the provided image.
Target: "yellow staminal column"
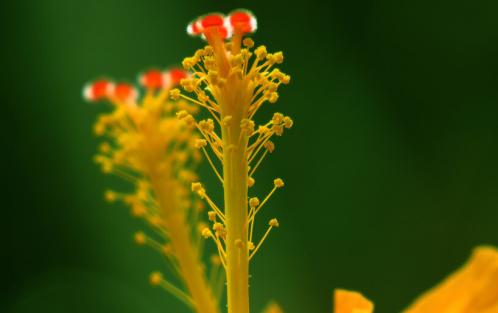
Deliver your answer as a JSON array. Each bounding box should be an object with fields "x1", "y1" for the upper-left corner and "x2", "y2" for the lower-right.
[
  {"x1": 221, "y1": 120, "x2": 250, "y2": 313},
  {"x1": 150, "y1": 170, "x2": 219, "y2": 313}
]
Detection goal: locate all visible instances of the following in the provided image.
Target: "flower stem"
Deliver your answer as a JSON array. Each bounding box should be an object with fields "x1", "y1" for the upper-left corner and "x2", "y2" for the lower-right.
[
  {"x1": 222, "y1": 122, "x2": 250, "y2": 313},
  {"x1": 150, "y1": 172, "x2": 219, "y2": 313}
]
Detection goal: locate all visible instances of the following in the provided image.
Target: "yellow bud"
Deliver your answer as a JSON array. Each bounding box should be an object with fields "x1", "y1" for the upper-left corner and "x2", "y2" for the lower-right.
[
  {"x1": 191, "y1": 182, "x2": 203, "y2": 192},
  {"x1": 273, "y1": 51, "x2": 284, "y2": 64},
  {"x1": 264, "y1": 141, "x2": 275, "y2": 153},
  {"x1": 104, "y1": 190, "x2": 117, "y2": 203},
  {"x1": 269, "y1": 218, "x2": 279, "y2": 227},
  {"x1": 243, "y1": 37, "x2": 254, "y2": 48},
  {"x1": 213, "y1": 222, "x2": 224, "y2": 232},
  {"x1": 134, "y1": 232, "x2": 146, "y2": 245},
  {"x1": 202, "y1": 227, "x2": 212, "y2": 239},
  {"x1": 248, "y1": 177, "x2": 255, "y2": 187},
  {"x1": 274, "y1": 178, "x2": 284, "y2": 188},
  {"x1": 272, "y1": 112, "x2": 284, "y2": 124},
  {"x1": 176, "y1": 110, "x2": 188, "y2": 119},
  {"x1": 269, "y1": 92, "x2": 279, "y2": 103},
  {"x1": 194, "y1": 138, "x2": 207, "y2": 149},
  {"x1": 149, "y1": 272, "x2": 162, "y2": 286},
  {"x1": 208, "y1": 211, "x2": 217, "y2": 221},
  {"x1": 283, "y1": 116, "x2": 293, "y2": 129},
  {"x1": 169, "y1": 88, "x2": 181, "y2": 100},
  {"x1": 249, "y1": 197, "x2": 260, "y2": 208},
  {"x1": 255, "y1": 45, "x2": 267, "y2": 59}
]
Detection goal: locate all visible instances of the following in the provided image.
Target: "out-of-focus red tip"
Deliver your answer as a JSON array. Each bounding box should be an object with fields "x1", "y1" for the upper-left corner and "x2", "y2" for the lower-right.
[
  {"x1": 187, "y1": 13, "x2": 232, "y2": 40},
  {"x1": 113, "y1": 83, "x2": 138, "y2": 103},
  {"x1": 200, "y1": 14, "x2": 225, "y2": 28},
  {"x1": 228, "y1": 10, "x2": 257, "y2": 34},
  {"x1": 139, "y1": 70, "x2": 164, "y2": 89},
  {"x1": 168, "y1": 68, "x2": 189, "y2": 85},
  {"x1": 83, "y1": 80, "x2": 114, "y2": 102}
]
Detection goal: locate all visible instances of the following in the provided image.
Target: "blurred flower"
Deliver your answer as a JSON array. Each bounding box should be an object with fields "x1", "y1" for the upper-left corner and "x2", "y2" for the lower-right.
[
  {"x1": 84, "y1": 68, "x2": 220, "y2": 313},
  {"x1": 334, "y1": 246, "x2": 498, "y2": 313},
  {"x1": 176, "y1": 8, "x2": 292, "y2": 313}
]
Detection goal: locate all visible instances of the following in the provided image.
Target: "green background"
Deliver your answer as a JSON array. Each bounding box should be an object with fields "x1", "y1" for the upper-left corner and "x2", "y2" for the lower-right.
[{"x1": 4, "y1": 0, "x2": 498, "y2": 312}]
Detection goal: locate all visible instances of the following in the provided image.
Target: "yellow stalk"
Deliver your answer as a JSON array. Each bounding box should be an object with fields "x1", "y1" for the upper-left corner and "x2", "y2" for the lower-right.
[
  {"x1": 222, "y1": 117, "x2": 250, "y2": 313},
  {"x1": 150, "y1": 171, "x2": 219, "y2": 313}
]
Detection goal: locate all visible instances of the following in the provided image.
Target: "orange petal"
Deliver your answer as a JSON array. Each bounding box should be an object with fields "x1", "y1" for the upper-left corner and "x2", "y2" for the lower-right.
[
  {"x1": 334, "y1": 289, "x2": 374, "y2": 313},
  {"x1": 404, "y1": 246, "x2": 498, "y2": 313}
]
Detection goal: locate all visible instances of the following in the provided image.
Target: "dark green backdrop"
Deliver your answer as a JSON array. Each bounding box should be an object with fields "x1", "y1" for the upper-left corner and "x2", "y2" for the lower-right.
[{"x1": 4, "y1": 1, "x2": 498, "y2": 312}]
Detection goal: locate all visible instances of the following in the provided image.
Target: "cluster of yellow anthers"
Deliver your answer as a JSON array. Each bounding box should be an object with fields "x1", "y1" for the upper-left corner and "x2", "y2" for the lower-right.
[
  {"x1": 85, "y1": 68, "x2": 223, "y2": 313},
  {"x1": 171, "y1": 9, "x2": 293, "y2": 313}
]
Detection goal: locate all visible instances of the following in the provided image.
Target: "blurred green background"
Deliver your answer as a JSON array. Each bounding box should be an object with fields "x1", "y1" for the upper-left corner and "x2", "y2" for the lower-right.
[{"x1": 4, "y1": 0, "x2": 498, "y2": 312}]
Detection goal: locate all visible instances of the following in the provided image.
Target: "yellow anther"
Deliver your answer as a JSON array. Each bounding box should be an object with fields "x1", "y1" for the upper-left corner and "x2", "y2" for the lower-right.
[
  {"x1": 169, "y1": 88, "x2": 181, "y2": 100},
  {"x1": 255, "y1": 45, "x2": 267, "y2": 59},
  {"x1": 274, "y1": 178, "x2": 284, "y2": 188},
  {"x1": 283, "y1": 116, "x2": 293, "y2": 129},
  {"x1": 281, "y1": 75, "x2": 291, "y2": 84},
  {"x1": 131, "y1": 204, "x2": 146, "y2": 217},
  {"x1": 99, "y1": 142, "x2": 111, "y2": 153},
  {"x1": 235, "y1": 239, "x2": 243, "y2": 248},
  {"x1": 266, "y1": 53, "x2": 275, "y2": 64},
  {"x1": 272, "y1": 124, "x2": 284, "y2": 136},
  {"x1": 248, "y1": 177, "x2": 255, "y2": 187},
  {"x1": 204, "y1": 45, "x2": 214, "y2": 54},
  {"x1": 199, "y1": 119, "x2": 215, "y2": 133},
  {"x1": 102, "y1": 160, "x2": 113, "y2": 174},
  {"x1": 191, "y1": 182, "x2": 202, "y2": 192},
  {"x1": 162, "y1": 244, "x2": 173, "y2": 255},
  {"x1": 273, "y1": 51, "x2": 284, "y2": 64},
  {"x1": 182, "y1": 57, "x2": 196, "y2": 69},
  {"x1": 249, "y1": 197, "x2": 260, "y2": 208},
  {"x1": 104, "y1": 190, "x2": 117, "y2": 203},
  {"x1": 134, "y1": 231, "x2": 146, "y2": 245},
  {"x1": 204, "y1": 57, "x2": 216, "y2": 70},
  {"x1": 180, "y1": 78, "x2": 195, "y2": 92},
  {"x1": 208, "y1": 211, "x2": 217, "y2": 221},
  {"x1": 93, "y1": 123, "x2": 106, "y2": 136},
  {"x1": 198, "y1": 91, "x2": 209, "y2": 103},
  {"x1": 243, "y1": 37, "x2": 254, "y2": 48},
  {"x1": 195, "y1": 49, "x2": 206, "y2": 58},
  {"x1": 241, "y1": 119, "x2": 255, "y2": 136},
  {"x1": 194, "y1": 138, "x2": 207, "y2": 149},
  {"x1": 176, "y1": 110, "x2": 188, "y2": 119},
  {"x1": 149, "y1": 272, "x2": 163, "y2": 286},
  {"x1": 272, "y1": 112, "x2": 284, "y2": 124},
  {"x1": 269, "y1": 218, "x2": 279, "y2": 227},
  {"x1": 222, "y1": 115, "x2": 233, "y2": 126},
  {"x1": 148, "y1": 215, "x2": 163, "y2": 227},
  {"x1": 202, "y1": 227, "x2": 212, "y2": 239},
  {"x1": 213, "y1": 222, "x2": 224, "y2": 232},
  {"x1": 183, "y1": 115, "x2": 196, "y2": 127},
  {"x1": 258, "y1": 125, "x2": 270, "y2": 135},
  {"x1": 268, "y1": 92, "x2": 279, "y2": 103},
  {"x1": 269, "y1": 68, "x2": 282, "y2": 79},
  {"x1": 248, "y1": 241, "x2": 255, "y2": 250},
  {"x1": 264, "y1": 141, "x2": 275, "y2": 153}
]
